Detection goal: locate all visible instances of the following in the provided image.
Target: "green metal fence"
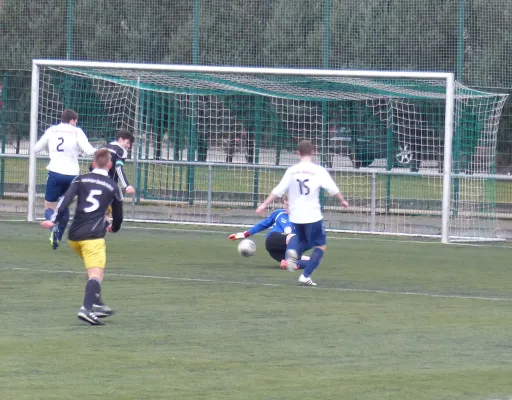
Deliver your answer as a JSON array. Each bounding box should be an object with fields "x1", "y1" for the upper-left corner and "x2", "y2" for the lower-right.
[
  {"x1": 1, "y1": 0, "x2": 512, "y2": 88},
  {"x1": 1, "y1": 0, "x2": 512, "y2": 209}
]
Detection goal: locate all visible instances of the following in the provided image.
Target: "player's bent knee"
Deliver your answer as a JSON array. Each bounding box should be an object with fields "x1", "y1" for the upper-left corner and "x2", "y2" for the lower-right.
[{"x1": 86, "y1": 267, "x2": 104, "y2": 281}]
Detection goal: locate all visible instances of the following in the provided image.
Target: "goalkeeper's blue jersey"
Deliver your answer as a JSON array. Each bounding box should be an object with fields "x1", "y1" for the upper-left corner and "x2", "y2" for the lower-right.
[{"x1": 247, "y1": 209, "x2": 295, "y2": 238}]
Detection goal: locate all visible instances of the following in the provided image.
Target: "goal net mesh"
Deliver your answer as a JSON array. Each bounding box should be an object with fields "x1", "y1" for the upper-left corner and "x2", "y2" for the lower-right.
[{"x1": 34, "y1": 66, "x2": 508, "y2": 240}]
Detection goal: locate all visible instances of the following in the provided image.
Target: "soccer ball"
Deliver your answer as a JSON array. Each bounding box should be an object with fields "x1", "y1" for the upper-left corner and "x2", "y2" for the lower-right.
[{"x1": 237, "y1": 239, "x2": 256, "y2": 257}]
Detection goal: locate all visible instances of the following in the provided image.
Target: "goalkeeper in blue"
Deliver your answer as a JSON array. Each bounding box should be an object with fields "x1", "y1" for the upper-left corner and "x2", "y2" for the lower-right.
[{"x1": 229, "y1": 199, "x2": 310, "y2": 270}]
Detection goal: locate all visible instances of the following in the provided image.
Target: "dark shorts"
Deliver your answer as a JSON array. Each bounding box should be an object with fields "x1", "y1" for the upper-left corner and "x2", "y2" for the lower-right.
[
  {"x1": 294, "y1": 220, "x2": 326, "y2": 253},
  {"x1": 45, "y1": 171, "x2": 77, "y2": 202},
  {"x1": 265, "y1": 232, "x2": 288, "y2": 262}
]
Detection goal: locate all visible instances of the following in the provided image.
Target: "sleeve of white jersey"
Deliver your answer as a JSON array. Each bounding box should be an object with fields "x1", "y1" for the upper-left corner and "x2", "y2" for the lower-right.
[
  {"x1": 76, "y1": 128, "x2": 96, "y2": 155},
  {"x1": 33, "y1": 131, "x2": 49, "y2": 153},
  {"x1": 271, "y1": 168, "x2": 293, "y2": 197},
  {"x1": 321, "y1": 167, "x2": 340, "y2": 196}
]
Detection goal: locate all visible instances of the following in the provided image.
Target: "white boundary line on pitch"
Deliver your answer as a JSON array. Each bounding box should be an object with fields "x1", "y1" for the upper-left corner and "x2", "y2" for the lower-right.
[
  {"x1": 3, "y1": 266, "x2": 512, "y2": 303},
  {"x1": 121, "y1": 225, "x2": 512, "y2": 248},
  {"x1": 1, "y1": 219, "x2": 512, "y2": 248}
]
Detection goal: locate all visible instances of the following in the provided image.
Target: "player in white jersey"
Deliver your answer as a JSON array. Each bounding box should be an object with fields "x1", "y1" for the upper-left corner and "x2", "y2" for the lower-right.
[
  {"x1": 33, "y1": 109, "x2": 96, "y2": 249},
  {"x1": 256, "y1": 140, "x2": 349, "y2": 286}
]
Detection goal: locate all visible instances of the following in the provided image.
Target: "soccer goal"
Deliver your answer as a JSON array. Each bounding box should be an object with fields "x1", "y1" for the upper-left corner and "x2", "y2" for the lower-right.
[{"x1": 28, "y1": 60, "x2": 508, "y2": 243}]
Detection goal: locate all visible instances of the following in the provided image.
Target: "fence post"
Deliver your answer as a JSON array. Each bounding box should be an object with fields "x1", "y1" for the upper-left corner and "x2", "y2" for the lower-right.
[
  {"x1": 456, "y1": 0, "x2": 465, "y2": 82},
  {"x1": 370, "y1": 172, "x2": 376, "y2": 232},
  {"x1": 193, "y1": 0, "x2": 200, "y2": 65},
  {"x1": 0, "y1": 73, "x2": 8, "y2": 198},
  {"x1": 385, "y1": 100, "x2": 393, "y2": 213},
  {"x1": 323, "y1": 0, "x2": 331, "y2": 68},
  {"x1": 206, "y1": 164, "x2": 212, "y2": 223},
  {"x1": 66, "y1": 0, "x2": 74, "y2": 59},
  {"x1": 252, "y1": 97, "x2": 263, "y2": 207},
  {"x1": 131, "y1": 78, "x2": 141, "y2": 218}
]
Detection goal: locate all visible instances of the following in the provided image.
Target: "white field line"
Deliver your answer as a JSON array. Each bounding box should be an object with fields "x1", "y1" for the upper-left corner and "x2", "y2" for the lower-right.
[
  {"x1": 1, "y1": 219, "x2": 512, "y2": 248},
  {"x1": 121, "y1": 225, "x2": 512, "y2": 248},
  {"x1": 3, "y1": 266, "x2": 511, "y2": 303}
]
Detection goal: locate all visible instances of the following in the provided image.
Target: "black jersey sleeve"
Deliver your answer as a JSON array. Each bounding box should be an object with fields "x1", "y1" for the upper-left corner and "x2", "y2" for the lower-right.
[
  {"x1": 108, "y1": 143, "x2": 130, "y2": 189},
  {"x1": 51, "y1": 177, "x2": 79, "y2": 224},
  {"x1": 115, "y1": 163, "x2": 130, "y2": 189},
  {"x1": 110, "y1": 187, "x2": 124, "y2": 232}
]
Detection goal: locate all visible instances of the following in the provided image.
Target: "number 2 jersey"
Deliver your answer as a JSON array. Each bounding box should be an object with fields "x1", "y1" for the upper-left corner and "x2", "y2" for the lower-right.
[
  {"x1": 51, "y1": 169, "x2": 123, "y2": 241},
  {"x1": 33, "y1": 122, "x2": 96, "y2": 176},
  {"x1": 271, "y1": 160, "x2": 340, "y2": 224}
]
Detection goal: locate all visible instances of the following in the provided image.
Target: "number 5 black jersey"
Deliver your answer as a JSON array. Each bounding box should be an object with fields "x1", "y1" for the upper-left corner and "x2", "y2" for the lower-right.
[{"x1": 51, "y1": 170, "x2": 123, "y2": 241}]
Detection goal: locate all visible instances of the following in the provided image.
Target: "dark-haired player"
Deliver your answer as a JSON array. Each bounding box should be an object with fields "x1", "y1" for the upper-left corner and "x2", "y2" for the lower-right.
[
  {"x1": 105, "y1": 129, "x2": 135, "y2": 195},
  {"x1": 41, "y1": 148, "x2": 123, "y2": 325},
  {"x1": 93, "y1": 129, "x2": 134, "y2": 226}
]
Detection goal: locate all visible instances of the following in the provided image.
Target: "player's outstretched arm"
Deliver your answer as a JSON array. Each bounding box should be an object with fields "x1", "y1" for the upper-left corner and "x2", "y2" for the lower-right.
[
  {"x1": 229, "y1": 232, "x2": 250, "y2": 240},
  {"x1": 334, "y1": 192, "x2": 349, "y2": 209},
  {"x1": 76, "y1": 129, "x2": 96, "y2": 156},
  {"x1": 33, "y1": 132, "x2": 49, "y2": 153},
  {"x1": 257, "y1": 169, "x2": 291, "y2": 215},
  {"x1": 230, "y1": 211, "x2": 279, "y2": 239},
  {"x1": 321, "y1": 168, "x2": 349, "y2": 209},
  {"x1": 115, "y1": 162, "x2": 135, "y2": 194},
  {"x1": 256, "y1": 193, "x2": 279, "y2": 215}
]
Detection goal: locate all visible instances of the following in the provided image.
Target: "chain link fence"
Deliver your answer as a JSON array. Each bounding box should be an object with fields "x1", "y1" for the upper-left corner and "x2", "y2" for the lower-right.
[{"x1": 1, "y1": 0, "x2": 512, "y2": 226}]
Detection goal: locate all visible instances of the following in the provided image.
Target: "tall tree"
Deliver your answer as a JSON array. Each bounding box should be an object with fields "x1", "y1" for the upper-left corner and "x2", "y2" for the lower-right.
[
  {"x1": 0, "y1": 0, "x2": 66, "y2": 70},
  {"x1": 74, "y1": 0, "x2": 192, "y2": 63},
  {"x1": 262, "y1": 0, "x2": 323, "y2": 68},
  {"x1": 197, "y1": 0, "x2": 275, "y2": 66}
]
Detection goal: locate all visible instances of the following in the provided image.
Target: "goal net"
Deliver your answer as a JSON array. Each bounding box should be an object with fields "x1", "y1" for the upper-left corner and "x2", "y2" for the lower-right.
[{"x1": 29, "y1": 62, "x2": 508, "y2": 242}]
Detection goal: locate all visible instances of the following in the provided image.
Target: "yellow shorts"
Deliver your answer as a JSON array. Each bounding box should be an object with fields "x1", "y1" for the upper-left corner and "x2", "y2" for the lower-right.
[{"x1": 68, "y1": 238, "x2": 106, "y2": 269}]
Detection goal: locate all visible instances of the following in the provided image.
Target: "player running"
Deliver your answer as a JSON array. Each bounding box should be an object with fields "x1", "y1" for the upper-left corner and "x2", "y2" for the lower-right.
[
  {"x1": 256, "y1": 140, "x2": 349, "y2": 286},
  {"x1": 41, "y1": 149, "x2": 124, "y2": 325},
  {"x1": 33, "y1": 109, "x2": 96, "y2": 250}
]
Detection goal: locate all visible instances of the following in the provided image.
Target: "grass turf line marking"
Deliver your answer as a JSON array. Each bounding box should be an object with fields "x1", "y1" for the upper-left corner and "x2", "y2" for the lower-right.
[
  {"x1": 122, "y1": 225, "x2": 443, "y2": 244},
  {"x1": 2, "y1": 221, "x2": 510, "y2": 248},
  {"x1": 122, "y1": 225, "x2": 512, "y2": 248},
  {"x1": 4, "y1": 266, "x2": 512, "y2": 302}
]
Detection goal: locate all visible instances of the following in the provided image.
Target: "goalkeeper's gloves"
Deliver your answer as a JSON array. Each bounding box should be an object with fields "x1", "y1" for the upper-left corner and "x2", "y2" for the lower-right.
[{"x1": 229, "y1": 231, "x2": 250, "y2": 240}]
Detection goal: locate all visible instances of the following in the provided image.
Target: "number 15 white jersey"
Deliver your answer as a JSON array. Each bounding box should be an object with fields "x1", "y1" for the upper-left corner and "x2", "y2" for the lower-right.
[
  {"x1": 271, "y1": 160, "x2": 340, "y2": 224},
  {"x1": 33, "y1": 122, "x2": 96, "y2": 176}
]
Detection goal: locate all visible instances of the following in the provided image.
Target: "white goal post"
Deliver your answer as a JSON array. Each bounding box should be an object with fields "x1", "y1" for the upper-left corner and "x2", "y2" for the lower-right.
[{"x1": 28, "y1": 59, "x2": 508, "y2": 243}]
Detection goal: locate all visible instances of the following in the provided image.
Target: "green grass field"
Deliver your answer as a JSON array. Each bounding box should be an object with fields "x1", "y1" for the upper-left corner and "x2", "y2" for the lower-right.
[{"x1": 1, "y1": 221, "x2": 512, "y2": 400}]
